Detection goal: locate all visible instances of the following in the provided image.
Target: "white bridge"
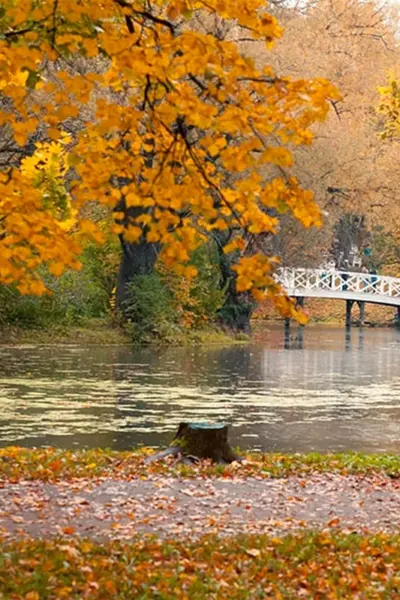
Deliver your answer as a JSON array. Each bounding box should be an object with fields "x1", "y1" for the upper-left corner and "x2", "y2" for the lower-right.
[{"x1": 276, "y1": 268, "x2": 400, "y2": 307}]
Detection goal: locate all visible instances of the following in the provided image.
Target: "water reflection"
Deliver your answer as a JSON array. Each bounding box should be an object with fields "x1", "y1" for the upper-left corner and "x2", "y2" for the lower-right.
[
  {"x1": 284, "y1": 324, "x2": 304, "y2": 350},
  {"x1": 0, "y1": 326, "x2": 400, "y2": 453}
]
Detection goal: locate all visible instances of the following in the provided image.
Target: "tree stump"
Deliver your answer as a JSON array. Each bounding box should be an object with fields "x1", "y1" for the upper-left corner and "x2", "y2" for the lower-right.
[{"x1": 145, "y1": 422, "x2": 242, "y2": 464}]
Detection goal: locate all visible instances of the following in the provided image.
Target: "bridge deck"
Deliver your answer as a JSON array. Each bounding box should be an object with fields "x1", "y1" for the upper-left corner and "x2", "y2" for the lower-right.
[{"x1": 276, "y1": 268, "x2": 400, "y2": 308}]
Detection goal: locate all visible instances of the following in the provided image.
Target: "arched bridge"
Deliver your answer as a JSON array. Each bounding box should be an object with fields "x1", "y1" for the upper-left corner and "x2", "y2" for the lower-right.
[{"x1": 276, "y1": 268, "x2": 400, "y2": 308}]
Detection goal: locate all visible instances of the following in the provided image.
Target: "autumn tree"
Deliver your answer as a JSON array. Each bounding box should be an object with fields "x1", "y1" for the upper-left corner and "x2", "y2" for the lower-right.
[{"x1": 0, "y1": 0, "x2": 339, "y2": 321}]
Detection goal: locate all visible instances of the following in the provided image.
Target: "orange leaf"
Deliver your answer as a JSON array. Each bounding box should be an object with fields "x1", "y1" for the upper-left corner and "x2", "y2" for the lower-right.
[
  {"x1": 62, "y1": 526, "x2": 75, "y2": 535},
  {"x1": 105, "y1": 580, "x2": 117, "y2": 594}
]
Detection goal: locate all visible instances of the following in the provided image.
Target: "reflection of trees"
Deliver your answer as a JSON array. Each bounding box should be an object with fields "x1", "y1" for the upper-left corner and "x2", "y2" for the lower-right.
[
  {"x1": 269, "y1": 327, "x2": 398, "y2": 390},
  {"x1": 111, "y1": 344, "x2": 265, "y2": 449},
  {"x1": 284, "y1": 325, "x2": 304, "y2": 350},
  {"x1": 0, "y1": 345, "x2": 118, "y2": 380},
  {"x1": 0, "y1": 346, "x2": 122, "y2": 450},
  {"x1": 113, "y1": 344, "x2": 263, "y2": 392}
]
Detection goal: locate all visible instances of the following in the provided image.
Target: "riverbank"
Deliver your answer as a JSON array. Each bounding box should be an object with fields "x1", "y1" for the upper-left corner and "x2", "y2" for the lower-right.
[
  {"x1": 0, "y1": 320, "x2": 129, "y2": 346},
  {"x1": 0, "y1": 320, "x2": 249, "y2": 347},
  {"x1": 1, "y1": 297, "x2": 397, "y2": 347},
  {"x1": 0, "y1": 448, "x2": 399, "y2": 598},
  {"x1": 0, "y1": 316, "x2": 395, "y2": 350}
]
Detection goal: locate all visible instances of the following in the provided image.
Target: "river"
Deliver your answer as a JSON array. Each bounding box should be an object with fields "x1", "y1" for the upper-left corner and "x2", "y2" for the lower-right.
[{"x1": 0, "y1": 325, "x2": 399, "y2": 453}]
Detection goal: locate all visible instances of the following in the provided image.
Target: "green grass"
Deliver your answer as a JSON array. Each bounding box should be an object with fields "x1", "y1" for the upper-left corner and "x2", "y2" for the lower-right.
[
  {"x1": 165, "y1": 328, "x2": 250, "y2": 346},
  {"x1": 0, "y1": 532, "x2": 398, "y2": 598},
  {"x1": 0, "y1": 319, "x2": 129, "y2": 345},
  {"x1": 1, "y1": 447, "x2": 400, "y2": 481},
  {"x1": 0, "y1": 320, "x2": 248, "y2": 347}
]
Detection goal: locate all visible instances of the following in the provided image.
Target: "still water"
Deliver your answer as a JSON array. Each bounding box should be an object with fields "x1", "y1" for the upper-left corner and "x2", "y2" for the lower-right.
[{"x1": 0, "y1": 326, "x2": 400, "y2": 453}]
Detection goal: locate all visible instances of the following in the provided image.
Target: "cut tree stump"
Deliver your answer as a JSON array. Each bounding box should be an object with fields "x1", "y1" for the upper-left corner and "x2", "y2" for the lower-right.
[{"x1": 145, "y1": 422, "x2": 242, "y2": 464}]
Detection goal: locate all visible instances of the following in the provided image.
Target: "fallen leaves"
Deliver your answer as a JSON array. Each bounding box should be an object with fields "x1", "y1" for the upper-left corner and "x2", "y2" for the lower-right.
[
  {"x1": 0, "y1": 447, "x2": 399, "y2": 482},
  {"x1": 0, "y1": 473, "x2": 399, "y2": 542},
  {"x1": 245, "y1": 548, "x2": 261, "y2": 557},
  {"x1": 0, "y1": 532, "x2": 398, "y2": 599},
  {"x1": 62, "y1": 526, "x2": 75, "y2": 535},
  {"x1": 0, "y1": 448, "x2": 397, "y2": 598}
]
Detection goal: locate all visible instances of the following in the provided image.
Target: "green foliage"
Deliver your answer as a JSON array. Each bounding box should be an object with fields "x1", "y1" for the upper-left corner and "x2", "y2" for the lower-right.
[
  {"x1": 122, "y1": 273, "x2": 176, "y2": 343},
  {"x1": 189, "y1": 244, "x2": 226, "y2": 322},
  {"x1": 0, "y1": 239, "x2": 120, "y2": 328},
  {"x1": 0, "y1": 236, "x2": 226, "y2": 340},
  {"x1": 82, "y1": 237, "x2": 120, "y2": 299},
  {"x1": 122, "y1": 243, "x2": 227, "y2": 343}
]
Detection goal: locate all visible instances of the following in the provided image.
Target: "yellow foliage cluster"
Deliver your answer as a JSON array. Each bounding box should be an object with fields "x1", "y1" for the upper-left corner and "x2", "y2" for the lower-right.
[
  {"x1": 377, "y1": 75, "x2": 400, "y2": 139},
  {"x1": 0, "y1": 0, "x2": 339, "y2": 300}
]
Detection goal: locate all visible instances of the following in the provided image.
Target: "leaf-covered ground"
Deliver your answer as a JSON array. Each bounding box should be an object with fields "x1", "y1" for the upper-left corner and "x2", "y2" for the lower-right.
[
  {"x1": 0, "y1": 532, "x2": 399, "y2": 599},
  {"x1": 0, "y1": 473, "x2": 399, "y2": 541},
  {"x1": 0, "y1": 448, "x2": 399, "y2": 598},
  {"x1": 1, "y1": 447, "x2": 400, "y2": 481}
]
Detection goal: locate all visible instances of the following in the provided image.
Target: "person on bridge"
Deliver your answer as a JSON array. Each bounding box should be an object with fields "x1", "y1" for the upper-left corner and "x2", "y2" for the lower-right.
[{"x1": 342, "y1": 259, "x2": 349, "y2": 291}]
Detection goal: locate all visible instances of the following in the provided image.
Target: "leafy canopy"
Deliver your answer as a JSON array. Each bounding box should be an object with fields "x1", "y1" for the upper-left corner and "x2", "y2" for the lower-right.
[{"x1": 0, "y1": 0, "x2": 339, "y2": 315}]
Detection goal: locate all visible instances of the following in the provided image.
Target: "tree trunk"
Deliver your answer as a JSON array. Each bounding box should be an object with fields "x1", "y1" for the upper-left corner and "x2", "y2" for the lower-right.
[
  {"x1": 215, "y1": 231, "x2": 255, "y2": 334},
  {"x1": 113, "y1": 189, "x2": 160, "y2": 312},
  {"x1": 145, "y1": 422, "x2": 242, "y2": 464},
  {"x1": 115, "y1": 235, "x2": 159, "y2": 310}
]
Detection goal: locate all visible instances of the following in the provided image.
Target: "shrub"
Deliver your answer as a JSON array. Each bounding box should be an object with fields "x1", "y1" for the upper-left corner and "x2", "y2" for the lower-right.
[
  {"x1": 121, "y1": 243, "x2": 227, "y2": 342},
  {"x1": 122, "y1": 273, "x2": 176, "y2": 343},
  {"x1": 0, "y1": 239, "x2": 120, "y2": 328},
  {"x1": 157, "y1": 243, "x2": 226, "y2": 329}
]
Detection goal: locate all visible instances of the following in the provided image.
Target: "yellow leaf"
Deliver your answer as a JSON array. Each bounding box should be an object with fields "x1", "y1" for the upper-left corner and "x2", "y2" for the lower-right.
[
  {"x1": 81, "y1": 541, "x2": 93, "y2": 553},
  {"x1": 125, "y1": 193, "x2": 141, "y2": 207},
  {"x1": 56, "y1": 105, "x2": 80, "y2": 120},
  {"x1": 208, "y1": 144, "x2": 220, "y2": 157},
  {"x1": 48, "y1": 262, "x2": 65, "y2": 277},
  {"x1": 260, "y1": 147, "x2": 293, "y2": 167},
  {"x1": 48, "y1": 128, "x2": 60, "y2": 140},
  {"x1": 124, "y1": 226, "x2": 142, "y2": 242},
  {"x1": 223, "y1": 238, "x2": 245, "y2": 254}
]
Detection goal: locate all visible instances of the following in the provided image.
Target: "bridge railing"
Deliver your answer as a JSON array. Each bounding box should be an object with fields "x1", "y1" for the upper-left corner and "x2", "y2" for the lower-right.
[{"x1": 276, "y1": 267, "x2": 400, "y2": 300}]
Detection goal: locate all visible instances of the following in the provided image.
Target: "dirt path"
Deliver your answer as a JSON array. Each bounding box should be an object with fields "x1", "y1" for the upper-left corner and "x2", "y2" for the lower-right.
[{"x1": 0, "y1": 474, "x2": 399, "y2": 541}]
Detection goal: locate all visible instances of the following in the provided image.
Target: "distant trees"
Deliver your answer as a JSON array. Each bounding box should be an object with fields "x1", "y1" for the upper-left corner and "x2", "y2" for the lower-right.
[{"x1": 262, "y1": 0, "x2": 400, "y2": 266}]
